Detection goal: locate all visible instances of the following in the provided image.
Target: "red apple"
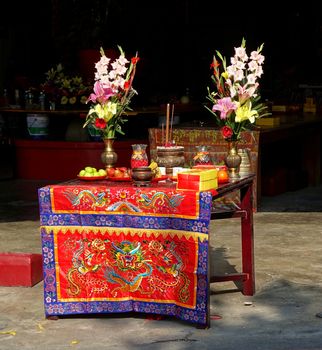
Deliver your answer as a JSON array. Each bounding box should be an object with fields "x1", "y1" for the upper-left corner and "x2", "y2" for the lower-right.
[
  {"x1": 123, "y1": 169, "x2": 131, "y2": 178},
  {"x1": 114, "y1": 169, "x2": 123, "y2": 178},
  {"x1": 106, "y1": 168, "x2": 115, "y2": 177}
]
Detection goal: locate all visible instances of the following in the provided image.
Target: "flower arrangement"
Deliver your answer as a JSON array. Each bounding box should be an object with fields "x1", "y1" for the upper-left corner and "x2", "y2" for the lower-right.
[
  {"x1": 206, "y1": 38, "x2": 270, "y2": 142},
  {"x1": 41, "y1": 64, "x2": 91, "y2": 107},
  {"x1": 83, "y1": 46, "x2": 139, "y2": 139}
]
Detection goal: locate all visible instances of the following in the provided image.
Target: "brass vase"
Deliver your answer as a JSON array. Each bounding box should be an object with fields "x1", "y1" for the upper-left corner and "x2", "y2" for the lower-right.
[
  {"x1": 225, "y1": 141, "x2": 242, "y2": 179},
  {"x1": 101, "y1": 138, "x2": 118, "y2": 169}
]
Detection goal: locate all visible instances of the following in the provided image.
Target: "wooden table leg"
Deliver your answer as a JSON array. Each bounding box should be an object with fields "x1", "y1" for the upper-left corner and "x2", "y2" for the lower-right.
[
  {"x1": 46, "y1": 315, "x2": 59, "y2": 320},
  {"x1": 240, "y1": 181, "x2": 255, "y2": 295}
]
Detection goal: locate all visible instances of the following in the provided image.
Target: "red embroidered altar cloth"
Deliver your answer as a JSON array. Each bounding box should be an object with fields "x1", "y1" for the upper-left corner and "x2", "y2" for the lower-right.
[{"x1": 39, "y1": 179, "x2": 213, "y2": 326}]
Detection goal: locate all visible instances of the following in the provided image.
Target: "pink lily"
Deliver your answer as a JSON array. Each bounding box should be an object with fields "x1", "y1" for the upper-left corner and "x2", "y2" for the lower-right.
[
  {"x1": 212, "y1": 97, "x2": 237, "y2": 120},
  {"x1": 87, "y1": 81, "x2": 114, "y2": 104}
]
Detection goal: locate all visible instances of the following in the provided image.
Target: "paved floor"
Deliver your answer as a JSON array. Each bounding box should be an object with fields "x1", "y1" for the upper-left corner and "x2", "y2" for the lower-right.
[{"x1": 1, "y1": 180, "x2": 322, "y2": 349}]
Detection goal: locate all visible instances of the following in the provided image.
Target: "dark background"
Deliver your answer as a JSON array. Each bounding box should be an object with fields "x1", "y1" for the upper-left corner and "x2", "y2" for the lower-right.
[{"x1": 1, "y1": 0, "x2": 321, "y2": 106}]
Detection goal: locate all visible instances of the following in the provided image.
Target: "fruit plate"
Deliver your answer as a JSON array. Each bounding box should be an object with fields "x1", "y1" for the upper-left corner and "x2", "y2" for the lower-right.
[
  {"x1": 77, "y1": 175, "x2": 107, "y2": 181},
  {"x1": 151, "y1": 175, "x2": 178, "y2": 182},
  {"x1": 218, "y1": 178, "x2": 229, "y2": 184},
  {"x1": 152, "y1": 175, "x2": 168, "y2": 182},
  {"x1": 107, "y1": 176, "x2": 132, "y2": 182}
]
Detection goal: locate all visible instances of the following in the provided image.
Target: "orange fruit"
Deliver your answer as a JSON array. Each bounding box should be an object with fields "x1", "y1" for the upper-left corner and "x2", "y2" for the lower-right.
[{"x1": 217, "y1": 169, "x2": 229, "y2": 183}]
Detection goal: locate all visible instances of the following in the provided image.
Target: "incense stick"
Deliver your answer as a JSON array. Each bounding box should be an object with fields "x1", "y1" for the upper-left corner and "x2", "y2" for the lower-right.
[
  {"x1": 161, "y1": 123, "x2": 164, "y2": 145},
  {"x1": 165, "y1": 103, "x2": 170, "y2": 145},
  {"x1": 170, "y1": 103, "x2": 174, "y2": 143}
]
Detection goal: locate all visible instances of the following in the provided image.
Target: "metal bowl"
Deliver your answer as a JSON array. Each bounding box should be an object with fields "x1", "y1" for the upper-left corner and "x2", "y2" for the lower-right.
[{"x1": 131, "y1": 167, "x2": 153, "y2": 186}]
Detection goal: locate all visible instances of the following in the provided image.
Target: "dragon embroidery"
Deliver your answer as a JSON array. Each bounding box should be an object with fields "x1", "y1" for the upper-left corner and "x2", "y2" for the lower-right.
[
  {"x1": 147, "y1": 240, "x2": 190, "y2": 303},
  {"x1": 66, "y1": 238, "x2": 109, "y2": 296},
  {"x1": 104, "y1": 241, "x2": 153, "y2": 296},
  {"x1": 138, "y1": 191, "x2": 184, "y2": 211},
  {"x1": 63, "y1": 237, "x2": 190, "y2": 303},
  {"x1": 63, "y1": 189, "x2": 109, "y2": 209}
]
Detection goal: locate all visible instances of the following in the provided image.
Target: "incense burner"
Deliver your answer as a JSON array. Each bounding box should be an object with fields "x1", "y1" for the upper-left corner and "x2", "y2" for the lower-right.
[{"x1": 156, "y1": 146, "x2": 185, "y2": 175}]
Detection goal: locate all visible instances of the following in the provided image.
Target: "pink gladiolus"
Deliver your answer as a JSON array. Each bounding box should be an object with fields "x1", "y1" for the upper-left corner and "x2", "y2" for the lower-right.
[
  {"x1": 250, "y1": 50, "x2": 265, "y2": 64},
  {"x1": 206, "y1": 39, "x2": 269, "y2": 142},
  {"x1": 83, "y1": 46, "x2": 139, "y2": 140}
]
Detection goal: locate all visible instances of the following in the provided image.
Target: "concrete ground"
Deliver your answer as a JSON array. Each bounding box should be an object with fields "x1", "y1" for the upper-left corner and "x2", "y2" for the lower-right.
[{"x1": 1, "y1": 180, "x2": 322, "y2": 350}]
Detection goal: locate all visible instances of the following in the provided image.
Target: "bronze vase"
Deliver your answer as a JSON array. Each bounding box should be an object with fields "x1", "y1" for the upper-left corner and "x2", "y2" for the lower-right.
[
  {"x1": 101, "y1": 138, "x2": 118, "y2": 169},
  {"x1": 225, "y1": 141, "x2": 242, "y2": 179}
]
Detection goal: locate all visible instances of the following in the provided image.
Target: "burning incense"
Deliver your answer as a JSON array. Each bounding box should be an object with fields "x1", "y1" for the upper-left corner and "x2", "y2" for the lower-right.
[
  {"x1": 170, "y1": 103, "x2": 175, "y2": 143},
  {"x1": 165, "y1": 103, "x2": 170, "y2": 145},
  {"x1": 161, "y1": 123, "x2": 164, "y2": 144}
]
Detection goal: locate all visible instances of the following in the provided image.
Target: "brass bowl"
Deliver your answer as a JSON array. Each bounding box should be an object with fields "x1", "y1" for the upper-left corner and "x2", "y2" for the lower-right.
[{"x1": 131, "y1": 167, "x2": 153, "y2": 186}]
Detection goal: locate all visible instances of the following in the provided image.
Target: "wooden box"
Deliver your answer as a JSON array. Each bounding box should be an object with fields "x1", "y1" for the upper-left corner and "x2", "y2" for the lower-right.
[{"x1": 0, "y1": 253, "x2": 43, "y2": 287}]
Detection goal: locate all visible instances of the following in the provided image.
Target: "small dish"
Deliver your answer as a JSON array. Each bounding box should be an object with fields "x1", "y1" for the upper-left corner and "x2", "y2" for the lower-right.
[
  {"x1": 218, "y1": 178, "x2": 229, "y2": 184},
  {"x1": 152, "y1": 175, "x2": 168, "y2": 182},
  {"x1": 77, "y1": 175, "x2": 107, "y2": 181},
  {"x1": 107, "y1": 176, "x2": 132, "y2": 182}
]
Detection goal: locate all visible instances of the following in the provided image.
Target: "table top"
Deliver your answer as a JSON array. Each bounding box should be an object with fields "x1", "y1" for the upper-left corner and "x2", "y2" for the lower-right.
[
  {"x1": 213, "y1": 173, "x2": 255, "y2": 198},
  {"x1": 51, "y1": 173, "x2": 255, "y2": 193},
  {"x1": 40, "y1": 174, "x2": 255, "y2": 219}
]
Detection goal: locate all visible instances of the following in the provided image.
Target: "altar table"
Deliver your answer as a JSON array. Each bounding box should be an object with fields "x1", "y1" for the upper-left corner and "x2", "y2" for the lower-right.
[{"x1": 38, "y1": 174, "x2": 255, "y2": 328}]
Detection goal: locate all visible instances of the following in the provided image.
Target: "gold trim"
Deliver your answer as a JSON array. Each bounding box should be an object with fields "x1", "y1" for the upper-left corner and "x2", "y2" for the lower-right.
[
  {"x1": 49, "y1": 226, "x2": 206, "y2": 305},
  {"x1": 42, "y1": 225, "x2": 208, "y2": 242},
  {"x1": 58, "y1": 295, "x2": 198, "y2": 309}
]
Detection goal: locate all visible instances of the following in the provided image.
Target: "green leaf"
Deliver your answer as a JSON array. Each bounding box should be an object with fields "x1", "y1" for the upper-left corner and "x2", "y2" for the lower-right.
[
  {"x1": 117, "y1": 45, "x2": 125, "y2": 56},
  {"x1": 257, "y1": 43, "x2": 264, "y2": 53},
  {"x1": 99, "y1": 47, "x2": 105, "y2": 57},
  {"x1": 216, "y1": 51, "x2": 224, "y2": 62}
]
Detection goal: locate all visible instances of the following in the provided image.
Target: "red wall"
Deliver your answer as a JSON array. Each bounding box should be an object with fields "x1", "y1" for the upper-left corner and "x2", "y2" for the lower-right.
[{"x1": 14, "y1": 139, "x2": 149, "y2": 181}]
